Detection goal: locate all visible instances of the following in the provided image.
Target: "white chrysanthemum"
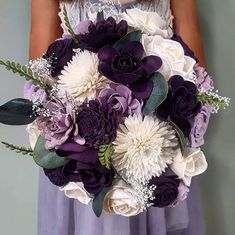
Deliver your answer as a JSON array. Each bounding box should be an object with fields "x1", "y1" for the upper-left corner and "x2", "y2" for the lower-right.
[
  {"x1": 112, "y1": 114, "x2": 179, "y2": 184},
  {"x1": 57, "y1": 51, "x2": 109, "y2": 103}
]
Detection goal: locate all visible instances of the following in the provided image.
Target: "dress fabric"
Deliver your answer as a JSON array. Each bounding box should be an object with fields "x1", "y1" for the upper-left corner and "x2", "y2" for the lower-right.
[{"x1": 38, "y1": 1, "x2": 206, "y2": 234}]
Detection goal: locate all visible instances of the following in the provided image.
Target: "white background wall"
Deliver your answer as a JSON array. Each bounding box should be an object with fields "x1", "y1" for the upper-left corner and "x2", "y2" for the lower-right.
[{"x1": 0, "y1": 0, "x2": 234, "y2": 234}]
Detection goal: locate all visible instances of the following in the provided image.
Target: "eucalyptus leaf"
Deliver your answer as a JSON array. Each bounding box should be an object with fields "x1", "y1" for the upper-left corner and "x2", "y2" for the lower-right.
[
  {"x1": 92, "y1": 187, "x2": 110, "y2": 217},
  {"x1": 33, "y1": 136, "x2": 68, "y2": 169},
  {"x1": 96, "y1": 11, "x2": 104, "y2": 22},
  {"x1": 143, "y1": 73, "x2": 168, "y2": 115},
  {"x1": 0, "y1": 98, "x2": 37, "y2": 125},
  {"x1": 113, "y1": 31, "x2": 142, "y2": 50},
  {"x1": 169, "y1": 121, "x2": 187, "y2": 153}
]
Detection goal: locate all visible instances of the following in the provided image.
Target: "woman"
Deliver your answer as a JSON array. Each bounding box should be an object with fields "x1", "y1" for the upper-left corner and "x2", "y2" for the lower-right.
[{"x1": 31, "y1": 0, "x2": 206, "y2": 234}]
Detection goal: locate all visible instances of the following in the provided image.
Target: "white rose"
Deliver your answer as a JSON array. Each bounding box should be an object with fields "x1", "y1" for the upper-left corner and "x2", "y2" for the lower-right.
[
  {"x1": 60, "y1": 182, "x2": 94, "y2": 205},
  {"x1": 104, "y1": 180, "x2": 144, "y2": 217},
  {"x1": 118, "y1": 8, "x2": 173, "y2": 38},
  {"x1": 170, "y1": 148, "x2": 208, "y2": 186},
  {"x1": 141, "y1": 34, "x2": 196, "y2": 81},
  {"x1": 26, "y1": 122, "x2": 40, "y2": 149}
]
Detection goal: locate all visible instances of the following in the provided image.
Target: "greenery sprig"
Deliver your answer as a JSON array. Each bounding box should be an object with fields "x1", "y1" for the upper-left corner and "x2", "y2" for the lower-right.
[
  {"x1": 197, "y1": 91, "x2": 230, "y2": 113},
  {"x1": 63, "y1": 6, "x2": 79, "y2": 45},
  {"x1": 0, "y1": 60, "x2": 50, "y2": 90},
  {"x1": 98, "y1": 143, "x2": 114, "y2": 169},
  {"x1": 1, "y1": 141, "x2": 34, "y2": 157}
]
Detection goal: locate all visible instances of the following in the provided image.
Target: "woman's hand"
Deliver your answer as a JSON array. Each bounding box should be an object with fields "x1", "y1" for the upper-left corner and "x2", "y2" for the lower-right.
[
  {"x1": 171, "y1": 0, "x2": 206, "y2": 67},
  {"x1": 30, "y1": 0, "x2": 62, "y2": 59}
]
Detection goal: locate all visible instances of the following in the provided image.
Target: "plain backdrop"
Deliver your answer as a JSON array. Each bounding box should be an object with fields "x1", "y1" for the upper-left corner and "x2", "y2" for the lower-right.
[{"x1": 0, "y1": 0, "x2": 234, "y2": 234}]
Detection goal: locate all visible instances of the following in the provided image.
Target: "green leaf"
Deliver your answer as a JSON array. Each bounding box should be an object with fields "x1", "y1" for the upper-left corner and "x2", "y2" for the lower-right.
[
  {"x1": 169, "y1": 121, "x2": 187, "y2": 153},
  {"x1": 96, "y1": 11, "x2": 104, "y2": 22},
  {"x1": 113, "y1": 31, "x2": 142, "y2": 50},
  {"x1": 33, "y1": 136, "x2": 68, "y2": 169},
  {"x1": 143, "y1": 73, "x2": 168, "y2": 115},
  {"x1": 0, "y1": 98, "x2": 37, "y2": 125},
  {"x1": 1, "y1": 141, "x2": 34, "y2": 156},
  {"x1": 63, "y1": 6, "x2": 79, "y2": 46},
  {"x1": 0, "y1": 60, "x2": 49, "y2": 90},
  {"x1": 92, "y1": 187, "x2": 110, "y2": 217},
  {"x1": 98, "y1": 143, "x2": 114, "y2": 169}
]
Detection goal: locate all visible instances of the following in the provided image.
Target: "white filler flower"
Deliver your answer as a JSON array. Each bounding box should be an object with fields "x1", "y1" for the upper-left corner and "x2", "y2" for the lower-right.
[
  {"x1": 57, "y1": 51, "x2": 109, "y2": 103},
  {"x1": 112, "y1": 114, "x2": 179, "y2": 184}
]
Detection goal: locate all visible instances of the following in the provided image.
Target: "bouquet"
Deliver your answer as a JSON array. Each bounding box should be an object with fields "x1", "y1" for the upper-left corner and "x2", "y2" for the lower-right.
[{"x1": 0, "y1": 8, "x2": 230, "y2": 217}]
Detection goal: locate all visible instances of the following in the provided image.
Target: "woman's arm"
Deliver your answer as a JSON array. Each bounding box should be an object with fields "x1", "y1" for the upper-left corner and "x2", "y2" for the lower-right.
[
  {"x1": 171, "y1": 0, "x2": 206, "y2": 67},
  {"x1": 30, "y1": 0, "x2": 62, "y2": 59}
]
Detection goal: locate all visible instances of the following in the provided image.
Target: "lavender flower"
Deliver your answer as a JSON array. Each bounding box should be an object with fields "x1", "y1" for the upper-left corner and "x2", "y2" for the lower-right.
[
  {"x1": 24, "y1": 81, "x2": 47, "y2": 104},
  {"x1": 189, "y1": 105, "x2": 212, "y2": 148},
  {"x1": 37, "y1": 97, "x2": 83, "y2": 150},
  {"x1": 98, "y1": 83, "x2": 143, "y2": 117},
  {"x1": 170, "y1": 182, "x2": 190, "y2": 207},
  {"x1": 194, "y1": 65, "x2": 214, "y2": 92}
]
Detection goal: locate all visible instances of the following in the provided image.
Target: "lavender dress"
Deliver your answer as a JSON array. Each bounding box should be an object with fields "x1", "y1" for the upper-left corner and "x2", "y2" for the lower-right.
[{"x1": 38, "y1": 1, "x2": 205, "y2": 234}]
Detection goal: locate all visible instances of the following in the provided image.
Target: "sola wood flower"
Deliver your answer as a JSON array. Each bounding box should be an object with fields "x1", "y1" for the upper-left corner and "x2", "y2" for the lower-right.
[
  {"x1": 112, "y1": 114, "x2": 179, "y2": 184},
  {"x1": 57, "y1": 51, "x2": 109, "y2": 103}
]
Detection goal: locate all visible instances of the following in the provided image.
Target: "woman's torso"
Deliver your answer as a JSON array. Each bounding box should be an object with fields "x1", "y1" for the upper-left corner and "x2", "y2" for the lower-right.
[{"x1": 59, "y1": 0, "x2": 173, "y2": 36}]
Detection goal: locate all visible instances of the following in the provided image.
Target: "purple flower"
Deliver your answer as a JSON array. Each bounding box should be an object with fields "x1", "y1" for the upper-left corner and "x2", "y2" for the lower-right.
[
  {"x1": 98, "y1": 41, "x2": 162, "y2": 100},
  {"x1": 43, "y1": 38, "x2": 74, "y2": 77},
  {"x1": 149, "y1": 175, "x2": 180, "y2": 207},
  {"x1": 170, "y1": 182, "x2": 190, "y2": 207},
  {"x1": 24, "y1": 81, "x2": 47, "y2": 103},
  {"x1": 98, "y1": 83, "x2": 143, "y2": 117},
  {"x1": 194, "y1": 65, "x2": 214, "y2": 92},
  {"x1": 76, "y1": 17, "x2": 128, "y2": 53},
  {"x1": 156, "y1": 76, "x2": 202, "y2": 137},
  {"x1": 171, "y1": 34, "x2": 199, "y2": 62},
  {"x1": 44, "y1": 167, "x2": 69, "y2": 187},
  {"x1": 37, "y1": 98, "x2": 83, "y2": 150},
  {"x1": 189, "y1": 105, "x2": 212, "y2": 148},
  {"x1": 56, "y1": 142, "x2": 114, "y2": 194},
  {"x1": 77, "y1": 99, "x2": 118, "y2": 148}
]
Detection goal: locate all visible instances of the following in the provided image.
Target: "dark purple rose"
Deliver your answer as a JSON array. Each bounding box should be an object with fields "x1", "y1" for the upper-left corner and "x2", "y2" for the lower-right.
[
  {"x1": 57, "y1": 142, "x2": 99, "y2": 165},
  {"x1": 156, "y1": 75, "x2": 202, "y2": 137},
  {"x1": 149, "y1": 175, "x2": 180, "y2": 207},
  {"x1": 171, "y1": 34, "x2": 199, "y2": 62},
  {"x1": 44, "y1": 167, "x2": 69, "y2": 187},
  {"x1": 189, "y1": 105, "x2": 212, "y2": 148},
  {"x1": 43, "y1": 38, "x2": 74, "y2": 77},
  {"x1": 76, "y1": 17, "x2": 128, "y2": 53},
  {"x1": 78, "y1": 162, "x2": 114, "y2": 195},
  {"x1": 77, "y1": 99, "x2": 118, "y2": 148},
  {"x1": 98, "y1": 41, "x2": 162, "y2": 100},
  {"x1": 56, "y1": 142, "x2": 114, "y2": 194}
]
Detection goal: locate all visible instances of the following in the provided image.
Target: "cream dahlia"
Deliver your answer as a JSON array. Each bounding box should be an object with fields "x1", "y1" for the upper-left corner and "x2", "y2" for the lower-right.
[
  {"x1": 57, "y1": 51, "x2": 109, "y2": 103},
  {"x1": 112, "y1": 114, "x2": 179, "y2": 184}
]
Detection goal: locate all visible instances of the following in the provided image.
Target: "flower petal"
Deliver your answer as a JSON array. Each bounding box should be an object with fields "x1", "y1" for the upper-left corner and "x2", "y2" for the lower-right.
[
  {"x1": 130, "y1": 78, "x2": 153, "y2": 100},
  {"x1": 98, "y1": 46, "x2": 119, "y2": 63},
  {"x1": 142, "y1": 56, "x2": 163, "y2": 75},
  {"x1": 122, "y1": 41, "x2": 144, "y2": 60}
]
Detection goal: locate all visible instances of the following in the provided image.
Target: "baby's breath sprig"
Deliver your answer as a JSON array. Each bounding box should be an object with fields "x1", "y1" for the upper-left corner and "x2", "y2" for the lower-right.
[
  {"x1": 197, "y1": 89, "x2": 230, "y2": 113},
  {"x1": 1, "y1": 141, "x2": 34, "y2": 157},
  {"x1": 63, "y1": 6, "x2": 79, "y2": 46},
  {"x1": 0, "y1": 60, "x2": 51, "y2": 91}
]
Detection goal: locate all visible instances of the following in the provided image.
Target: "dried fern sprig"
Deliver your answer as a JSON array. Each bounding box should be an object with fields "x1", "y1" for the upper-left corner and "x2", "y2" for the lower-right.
[{"x1": 1, "y1": 141, "x2": 34, "y2": 157}]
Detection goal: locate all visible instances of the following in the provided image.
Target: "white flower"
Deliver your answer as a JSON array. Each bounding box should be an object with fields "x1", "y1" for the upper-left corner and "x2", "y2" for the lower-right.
[
  {"x1": 26, "y1": 122, "x2": 40, "y2": 149},
  {"x1": 118, "y1": 9, "x2": 173, "y2": 38},
  {"x1": 57, "y1": 51, "x2": 109, "y2": 103},
  {"x1": 112, "y1": 114, "x2": 179, "y2": 184},
  {"x1": 170, "y1": 148, "x2": 208, "y2": 186},
  {"x1": 104, "y1": 180, "x2": 144, "y2": 216},
  {"x1": 141, "y1": 34, "x2": 196, "y2": 81},
  {"x1": 60, "y1": 182, "x2": 94, "y2": 205}
]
